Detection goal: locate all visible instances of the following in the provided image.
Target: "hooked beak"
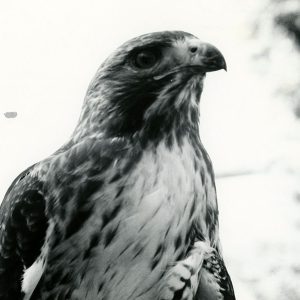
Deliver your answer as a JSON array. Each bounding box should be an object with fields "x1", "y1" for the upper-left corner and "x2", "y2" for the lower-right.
[
  {"x1": 153, "y1": 41, "x2": 226, "y2": 81},
  {"x1": 189, "y1": 42, "x2": 227, "y2": 72}
]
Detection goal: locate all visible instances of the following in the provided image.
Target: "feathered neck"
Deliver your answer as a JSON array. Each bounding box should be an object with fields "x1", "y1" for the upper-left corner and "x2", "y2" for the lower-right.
[{"x1": 71, "y1": 74, "x2": 203, "y2": 149}]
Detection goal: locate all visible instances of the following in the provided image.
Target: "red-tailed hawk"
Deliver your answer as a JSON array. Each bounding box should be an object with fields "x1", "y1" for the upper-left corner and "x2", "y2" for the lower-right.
[{"x1": 0, "y1": 31, "x2": 235, "y2": 300}]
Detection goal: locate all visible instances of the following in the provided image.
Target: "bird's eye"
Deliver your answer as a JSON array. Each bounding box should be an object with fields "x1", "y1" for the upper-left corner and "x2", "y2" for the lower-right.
[{"x1": 133, "y1": 50, "x2": 158, "y2": 69}]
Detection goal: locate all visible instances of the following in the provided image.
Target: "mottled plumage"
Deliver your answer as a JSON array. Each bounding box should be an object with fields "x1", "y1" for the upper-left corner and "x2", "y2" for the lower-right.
[{"x1": 0, "y1": 31, "x2": 235, "y2": 300}]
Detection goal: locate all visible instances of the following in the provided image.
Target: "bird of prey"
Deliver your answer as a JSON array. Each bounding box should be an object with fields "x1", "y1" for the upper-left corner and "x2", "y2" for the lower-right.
[{"x1": 0, "y1": 31, "x2": 235, "y2": 300}]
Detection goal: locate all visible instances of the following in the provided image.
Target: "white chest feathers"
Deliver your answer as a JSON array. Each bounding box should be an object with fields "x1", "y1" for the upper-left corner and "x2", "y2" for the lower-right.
[{"x1": 122, "y1": 138, "x2": 206, "y2": 224}]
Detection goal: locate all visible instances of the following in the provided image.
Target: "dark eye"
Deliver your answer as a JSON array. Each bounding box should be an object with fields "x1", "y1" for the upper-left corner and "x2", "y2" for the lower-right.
[{"x1": 133, "y1": 50, "x2": 158, "y2": 69}]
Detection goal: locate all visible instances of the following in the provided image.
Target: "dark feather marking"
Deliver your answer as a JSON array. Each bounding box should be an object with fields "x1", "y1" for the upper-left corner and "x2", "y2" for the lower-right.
[
  {"x1": 98, "y1": 282, "x2": 104, "y2": 293},
  {"x1": 132, "y1": 244, "x2": 144, "y2": 259},
  {"x1": 65, "y1": 205, "x2": 94, "y2": 239},
  {"x1": 185, "y1": 226, "x2": 193, "y2": 245},
  {"x1": 164, "y1": 225, "x2": 171, "y2": 238},
  {"x1": 78, "y1": 179, "x2": 104, "y2": 202},
  {"x1": 138, "y1": 222, "x2": 147, "y2": 232},
  {"x1": 206, "y1": 207, "x2": 218, "y2": 240},
  {"x1": 153, "y1": 243, "x2": 163, "y2": 257},
  {"x1": 174, "y1": 235, "x2": 182, "y2": 250},
  {"x1": 101, "y1": 203, "x2": 122, "y2": 230},
  {"x1": 175, "y1": 123, "x2": 187, "y2": 147},
  {"x1": 200, "y1": 146, "x2": 216, "y2": 187},
  {"x1": 110, "y1": 271, "x2": 117, "y2": 280},
  {"x1": 115, "y1": 186, "x2": 125, "y2": 198},
  {"x1": 64, "y1": 178, "x2": 101, "y2": 238},
  {"x1": 190, "y1": 107, "x2": 199, "y2": 125},
  {"x1": 176, "y1": 249, "x2": 186, "y2": 261},
  {"x1": 150, "y1": 203, "x2": 162, "y2": 219},
  {"x1": 194, "y1": 144, "x2": 203, "y2": 161},
  {"x1": 104, "y1": 265, "x2": 110, "y2": 274},
  {"x1": 104, "y1": 223, "x2": 120, "y2": 247},
  {"x1": 193, "y1": 157, "x2": 199, "y2": 171},
  {"x1": 200, "y1": 168, "x2": 206, "y2": 184},
  {"x1": 183, "y1": 199, "x2": 189, "y2": 213},
  {"x1": 59, "y1": 187, "x2": 73, "y2": 206},
  {"x1": 150, "y1": 257, "x2": 160, "y2": 270},
  {"x1": 189, "y1": 196, "x2": 197, "y2": 218},
  {"x1": 117, "y1": 243, "x2": 131, "y2": 257},
  {"x1": 58, "y1": 272, "x2": 71, "y2": 285},
  {"x1": 89, "y1": 233, "x2": 101, "y2": 249},
  {"x1": 151, "y1": 243, "x2": 164, "y2": 270},
  {"x1": 83, "y1": 233, "x2": 100, "y2": 260},
  {"x1": 51, "y1": 226, "x2": 63, "y2": 251},
  {"x1": 109, "y1": 172, "x2": 122, "y2": 183},
  {"x1": 165, "y1": 132, "x2": 174, "y2": 149}
]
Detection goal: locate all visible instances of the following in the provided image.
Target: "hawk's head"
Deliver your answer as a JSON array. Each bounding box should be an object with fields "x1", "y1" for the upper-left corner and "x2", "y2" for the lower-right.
[{"x1": 74, "y1": 31, "x2": 226, "y2": 145}]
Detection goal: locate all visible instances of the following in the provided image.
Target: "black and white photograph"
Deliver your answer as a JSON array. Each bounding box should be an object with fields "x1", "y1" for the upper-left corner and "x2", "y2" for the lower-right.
[{"x1": 1, "y1": 0, "x2": 300, "y2": 299}]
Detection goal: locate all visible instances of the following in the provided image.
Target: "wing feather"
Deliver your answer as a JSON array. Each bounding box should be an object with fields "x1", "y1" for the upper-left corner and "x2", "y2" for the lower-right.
[{"x1": 0, "y1": 165, "x2": 48, "y2": 300}]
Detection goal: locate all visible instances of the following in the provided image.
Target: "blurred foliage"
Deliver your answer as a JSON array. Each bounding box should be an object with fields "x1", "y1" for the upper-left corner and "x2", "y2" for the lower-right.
[
  {"x1": 253, "y1": 0, "x2": 300, "y2": 118},
  {"x1": 275, "y1": 12, "x2": 300, "y2": 47},
  {"x1": 272, "y1": 0, "x2": 300, "y2": 117}
]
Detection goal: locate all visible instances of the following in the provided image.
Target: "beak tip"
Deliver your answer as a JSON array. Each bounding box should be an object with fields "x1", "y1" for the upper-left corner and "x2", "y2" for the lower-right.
[{"x1": 219, "y1": 54, "x2": 227, "y2": 72}]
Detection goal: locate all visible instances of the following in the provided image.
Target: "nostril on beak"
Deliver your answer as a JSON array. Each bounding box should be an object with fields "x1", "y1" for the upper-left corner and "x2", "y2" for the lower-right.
[{"x1": 189, "y1": 46, "x2": 198, "y2": 54}]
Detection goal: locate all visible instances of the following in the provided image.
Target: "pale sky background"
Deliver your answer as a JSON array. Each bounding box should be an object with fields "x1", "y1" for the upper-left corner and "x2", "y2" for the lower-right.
[{"x1": 1, "y1": 1, "x2": 300, "y2": 299}]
